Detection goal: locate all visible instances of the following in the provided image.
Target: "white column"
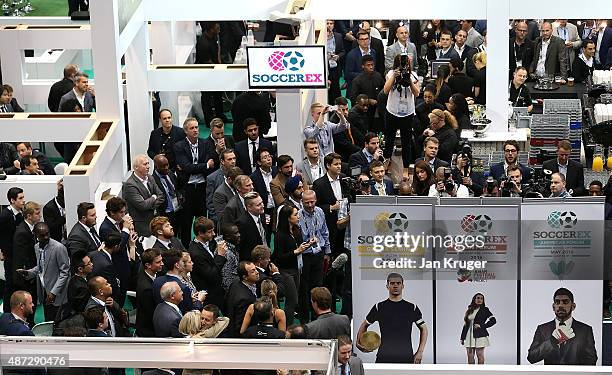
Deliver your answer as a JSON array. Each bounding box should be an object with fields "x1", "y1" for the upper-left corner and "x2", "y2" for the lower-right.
[
  {"x1": 0, "y1": 31, "x2": 25, "y2": 105},
  {"x1": 150, "y1": 21, "x2": 180, "y2": 119},
  {"x1": 486, "y1": 0, "x2": 510, "y2": 132},
  {"x1": 276, "y1": 89, "x2": 305, "y2": 160},
  {"x1": 126, "y1": 22, "x2": 153, "y2": 162}
]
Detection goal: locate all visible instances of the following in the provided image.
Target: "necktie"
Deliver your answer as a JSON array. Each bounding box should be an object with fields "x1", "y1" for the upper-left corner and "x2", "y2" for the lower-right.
[
  {"x1": 167, "y1": 241, "x2": 174, "y2": 249},
  {"x1": 90, "y1": 227, "x2": 101, "y2": 247},
  {"x1": 251, "y1": 141, "x2": 257, "y2": 167},
  {"x1": 377, "y1": 183, "x2": 386, "y2": 195},
  {"x1": 105, "y1": 307, "x2": 116, "y2": 337},
  {"x1": 161, "y1": 175, "x2": 175, "y2": 211},
  {"x1": 257, "y1": 217, "x2": 266, "y2": 243},
  {"x1": 0, "y1": 105, "x2": 6, "y2": 113},
  {"x1": 341, "y1": 364, "x2": 346, "y2": 375}
]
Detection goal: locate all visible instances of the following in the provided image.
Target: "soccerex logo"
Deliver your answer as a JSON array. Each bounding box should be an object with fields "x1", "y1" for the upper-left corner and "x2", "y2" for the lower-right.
[
  {"x1": 547, "y1": 211, "x2": 578, "y2": 229},
  {"x1": 267, "y1": 50, "x2": 305, "y2": 71},
  {"x1": 461, "y1": 214, "x2": 492, "y2": 234},
  {"x1": 373, "y1": 212, "x2": 409, "y2": 234}
]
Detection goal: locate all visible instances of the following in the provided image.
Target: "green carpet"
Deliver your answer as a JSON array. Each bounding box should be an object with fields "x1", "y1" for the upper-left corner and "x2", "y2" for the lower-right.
[{"x1": 28, "y1": 0, "x2": 67, "y2": 17}]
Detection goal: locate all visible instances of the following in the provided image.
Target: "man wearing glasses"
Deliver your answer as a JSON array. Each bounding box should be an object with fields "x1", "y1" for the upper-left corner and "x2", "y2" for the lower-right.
[
  {"x1": 509, "y1": 21, "x2": 534, "y2": 80},
  {"x1": 489, "y1": 140, "x2": 531, "y2": 184},
  {"x1": 345, "y1": 31, "x2": 378, "y2": 93},
  {"x1": 527, "y1": 288, "x2": 597, "y2": 365}
]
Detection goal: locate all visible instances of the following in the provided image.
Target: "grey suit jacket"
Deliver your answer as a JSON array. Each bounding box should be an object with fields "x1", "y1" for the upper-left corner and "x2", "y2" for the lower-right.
[
  {"x1": 153, "y1": 301, "x2": 183, "y2": 338},
  {"x1": 530, "y1": 35, "x2": 568, "y2": 79},
  {"x1": 57, "y1": 89, "x2": 95, "y2": 112},
  {"x1": 219, "y1": 194, "x2": 245, "y2": 228},
  {"x1": 122, "y1": 173, "x2": 164, "y2": 236},
  {"x1": 23, "y1": 238, "x2": 70, "y2": 306},
  {"x1": 305, "y1": 312, "x2": 351, "y2": 339},
  {"x1": 206, "y1": 168, "x2": 226, "y2": 221},
  {"x1": 553, "y1": 23, "x2": 581, "y2": 69},
  {"x1": 214, "y1": 182, "x2": 237, "y2": 225},
  {"x1": 466, "y1": 27, "x2": 485, "y2": 49},
  {"x1": 295, "y1": 157, "x2": 324, "y2": 187},
  {"x1": 348, "y1": 356, "x2": 365, "y2": 375},
  {"x1": 385, "y1": 41, "x2": 418, "y2": 72}
]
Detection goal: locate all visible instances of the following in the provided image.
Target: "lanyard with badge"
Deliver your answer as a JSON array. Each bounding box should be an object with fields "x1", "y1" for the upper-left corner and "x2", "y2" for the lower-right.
[
  {"x1": 190, "y1": 142, "x2": 199, "y2": 163},
  {"x1": 509, "y1": 81, "x2": 524, "y2": 107}
]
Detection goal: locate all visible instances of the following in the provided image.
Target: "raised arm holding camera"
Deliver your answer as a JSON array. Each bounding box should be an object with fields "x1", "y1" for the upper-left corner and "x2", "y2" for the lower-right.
[
  {"x1": 383, "y1": 54, "x2": 421, "y2": 169},
  {"x1": 428, "y1": 166, "x2": 470, "y2": 198},
  {"x1": 498, "y1": 165, "x2": 524, "y2": 197}
]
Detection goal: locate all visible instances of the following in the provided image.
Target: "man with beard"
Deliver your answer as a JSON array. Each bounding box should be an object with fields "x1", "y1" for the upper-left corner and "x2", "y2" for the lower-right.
[
  {"x1": 356, "y1": 273, "x2": 428, "y2": 364},
  {"x1": 270, "y1": 155, "x2": 302, "y2": 206},
  {"x1": 528, "y1": 288, "x2": 597, "y2": 365},
  {"x1": 489, "y1": 140, "x2": 531, "y2": 184},
  {"x1": 150, "y1": 216, "x2": 185, "y2": 251}
]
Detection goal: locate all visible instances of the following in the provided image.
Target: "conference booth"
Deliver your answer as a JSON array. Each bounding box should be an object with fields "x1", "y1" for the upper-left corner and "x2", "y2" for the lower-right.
[{"x1": 0, "y1": 0, "x2": 611, "y2": 373}]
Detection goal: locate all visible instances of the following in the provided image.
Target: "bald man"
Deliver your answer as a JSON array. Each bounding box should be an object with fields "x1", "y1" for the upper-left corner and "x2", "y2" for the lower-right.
[
  {"x1": 123, "y1": 154, "x2": 165, "y2": 235},
  {"x1": 530, "y1": 22, "x2": 568, "y2": 80}
]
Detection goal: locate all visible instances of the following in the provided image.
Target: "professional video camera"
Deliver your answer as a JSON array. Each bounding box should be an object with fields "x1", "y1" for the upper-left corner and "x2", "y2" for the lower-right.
[
  {"x1": 522, "y1": 166, "x2": 553, "y2": 198},
  {"x1": 498, "y1": 175, "x2": 520, "y2": 197},
  {"x1": 457, "y1": 141, "x2": 473, "y2": 174},
  {"x1": 395, "y1": 54, "x2": 413, "y2": 92},
  {"x1": 340, "y1": 166, "x2": 373, "y2": 203},
  {"x1": 443, "y1": 167, "x2": 455, "y2": 194}
]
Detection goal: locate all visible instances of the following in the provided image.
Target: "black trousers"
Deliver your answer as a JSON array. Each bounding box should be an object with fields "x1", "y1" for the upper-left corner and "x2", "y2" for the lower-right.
[
  {"x1": 298, "y1": 252, "x2": 324, "y2": 322},
  {"x1": 280, "y1": 268, "x2": 299, "y2": 325},
  {"x1": 43, "y1": 302, "x2": 59, "y2": 323},
  {"x1": 182, "y1": 183, "x2": 206, "y2": 247},
  {"x1": 383, "y1": 112, "x2": 416, "y2": 167},
  {"x1": 201, "y1": 92, "x2": 225, "y2": 127},
  {"x1": 67, "y1": 0, "x2": 88, "y2": 15},
  {"x1": 2, "y1": 259, "x2": 13, "y2": 313},
  {"x1": 328, "y1": 67, "x2": 341, "y2": 105}
]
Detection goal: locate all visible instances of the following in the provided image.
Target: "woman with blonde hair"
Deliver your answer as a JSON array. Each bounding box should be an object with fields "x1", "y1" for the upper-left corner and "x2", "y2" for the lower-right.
[
  {"x1": 472, "y1": 52, "x2": 487, "y2": 105},
  {"x1": 240, "y1": 280, "x2": 287, "y2": 334},
  {"x1": 421, "y1": 108, "x2": 459, "y2": 163},
  {"x1": 178, "y1": 311, "x2": 202, "y2": 337}
]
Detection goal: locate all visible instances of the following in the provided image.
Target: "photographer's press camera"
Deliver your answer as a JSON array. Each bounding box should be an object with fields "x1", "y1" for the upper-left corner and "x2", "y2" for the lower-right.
[
  {"x1": 341, "y1": 166, "x2": 373, "y2": 203},
  {"x1": 395, "y1": 54, "x2": 413, "y2": 93}
]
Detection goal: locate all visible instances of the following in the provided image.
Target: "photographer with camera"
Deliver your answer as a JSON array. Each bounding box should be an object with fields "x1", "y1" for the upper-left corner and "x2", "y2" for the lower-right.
[
  {"x1": 482, "y1": 177, "x2": 500, "y2": 197},
  {"x1": 452, "y1": 151, "x2": 484, "y2": 197},
  {"x1": 429, "y1": 166, "x2": 470, "y2": 197},
  {"x1": 498, "y1": 165, "x2": 524, "y2": 197},
  {"x1": 383, "y1": 53, "x2": 421, "y2": 168},
  {"x1": 304, "y1": 102, "x2": 350, "y2": 159}
]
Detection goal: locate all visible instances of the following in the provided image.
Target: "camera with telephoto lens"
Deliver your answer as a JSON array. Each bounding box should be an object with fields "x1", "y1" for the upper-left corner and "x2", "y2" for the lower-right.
[
  {"x1": 395, "y1": 54, "x2": 412, "y2": 90},
  {"x1": 485, "y1": 176, "x2": 496, "y2": 195},
  {"x1": 521, "y1": 166, "x2": 552, "y2": 198},
  {"x1": 499, "y1": 175, "x2": 518, "y2": 197},
  {"x1": 341, "y1": 166, "x2": 373, "y2": 202},
  {"x1": 443, "y1": 167, "x2": 455, "y2": 193}
]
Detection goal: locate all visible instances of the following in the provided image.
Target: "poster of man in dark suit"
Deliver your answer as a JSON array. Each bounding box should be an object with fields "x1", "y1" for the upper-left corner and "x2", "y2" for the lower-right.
[{"x1": 527, "y1": 287, "x2": 597, "y2": 365}]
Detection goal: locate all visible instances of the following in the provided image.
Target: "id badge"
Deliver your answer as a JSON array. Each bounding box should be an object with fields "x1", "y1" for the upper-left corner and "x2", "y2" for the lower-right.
[{"x1": 398, "y1": 100, "x2": 409, "y2": 116}]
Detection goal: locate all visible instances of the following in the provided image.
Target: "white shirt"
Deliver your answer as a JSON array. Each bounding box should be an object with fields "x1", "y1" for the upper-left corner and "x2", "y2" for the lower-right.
[
  {"x1": 164, "y1": 301, "x2": 182, "y2": 316},
  {"x1": 73, "y1": 88, "x2": 85, "y2": 109},
  {"x1": 248, "y1": 137, "x2": 260, "y2": 167},
  {"x1": 328, "y1": 173, "x2": 342, "y2": 202},
  {"x1": 260, "y1": 168, "x2": 275, "y2": 208},
  {"x1": 157, "y1": 238, "x2": 171, "y2": 249},
  {"x1": 25, "y1": 220, "x2": 35, "y2": 233},
  {"x1": 555, "y1": 317, "x2": 573, "y2": 329},
  {"x1": 385, "y1": 70, "x2": 417, "y2": 117},
  {"x1": 134, "y1": 173, "x2": 151, "y2": 194},
  {"x1": 454, "y1": 43, "x2": 465, "y2": 56},
  {"x1": 579, "y1": 53, "x2": 594, "y2": 68},
  {"x1": 536, "y1": 38, "x2": 551, "y2": 77},
  {"x1": 308, "y1": 159, "x2": 323, "y2": 181},
  {"x1": 194, "y1": 237, "x2": 214, "y2": 258},
  {"x1": 375, "y1": 181, "x2": 387, "y2": 195},
  {"x1": 8, "y1": 205, "x2": 21, "y2": 217}
]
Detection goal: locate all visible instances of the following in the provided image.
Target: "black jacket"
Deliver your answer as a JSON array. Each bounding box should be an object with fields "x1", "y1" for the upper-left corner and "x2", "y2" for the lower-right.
[
  {"x1": 67, "y1": 222, "x2": 100, "y2": 257},
  {"x1": 135, "y1": 268, "x2": 156, "y2": 337},
  {"x1": 273, "y1": 230, "x2": 302, "y2": 270},
  {"x1": 188, "y1": 239, "x2": 227, "y2": 309},
  {"x1": 147, "y1": 125, "x2": 186, "y2": 170},
  {"x1": 226, "y1": 280, "x2": 257, "y2": 337},
  {"x1": 88, "y1": 250, "x2": 122, "y2": 304},
  {"x1": 205, "y1": 135, "x2": 236, "y2": 170},
  {"x1": 0, "y1": 207, "x2": 22, "y2": 262},
  {"x1": 48, "y1": 77, "x2": 75, "y2": 112},
  {"x1": 460, "y1": 306, "x2": 496, "y2": 340},
  {"x1": 527, "y1": 319, "x2": 597, "y2": 365},
  {"x1": 173, "y1": 137, "x2": 212, "y2": 185},
  {"x1": 251, "y1": 166, "x2": 278, "y2": 209},
  {"x1": 236, "y1": 212, "x2": 268, "y2": 261},
  {"x1": 12, "y1": 221, "x2": 37, "y2": 291},
  {"x1": 542, "y1": 158, "x2": 585, "y2": 196},
  {"x1": 0, "y1": 142, "x2": 19, "y2": 175},
  {"x1": 43, "y1": 198, "x2": 65, "y2": 243},
  {"x1": 234, "y1": 137, "x2": 275, "y2": 176},
  {"x1": 231, "y1": 92, "x2": 272, "y2": 141}
]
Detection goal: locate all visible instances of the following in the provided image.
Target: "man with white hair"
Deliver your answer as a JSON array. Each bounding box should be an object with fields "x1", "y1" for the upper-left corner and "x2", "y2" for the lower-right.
[
  {"x1": 123, "y1": 154, "x2": 165, "y2": 236},
  {"x1": 153, "y1": 281, "x2": 184, "y2": 338}
]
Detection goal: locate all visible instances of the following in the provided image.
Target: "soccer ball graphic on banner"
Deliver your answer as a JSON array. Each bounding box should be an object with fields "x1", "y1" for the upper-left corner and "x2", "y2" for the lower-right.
[
  {"x1": 387, "y1": 212, "x2": 409, "y2": 233},
  {"x1": 268, "y1": 51, "x2": 286, "y2": 71},
  {"x1": 559, "y1": 211, "x2": 577, "y2": 228},
  {"x1": 473, "y1": 214, "x2": 492, "y2": 234},
  {"x1": 547, "y1": 211, "x2": 562, "y2": 229},
  {"x1": 282, "y1": 51, "x2": 305, "y2": 71},
  {"x1": 461, "y1": 214, "x2": 476, "y2": 233}
]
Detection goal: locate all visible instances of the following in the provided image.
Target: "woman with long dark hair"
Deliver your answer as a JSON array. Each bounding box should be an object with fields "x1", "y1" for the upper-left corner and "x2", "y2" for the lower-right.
[
  {"x1": 424, "y1": 20, "x2": 446, "y2": 61},
  {"x1": 411, "y1": 160, "x2": 435, "y2": 196},
  {"x1": 461, "y1": 293, "x2": 496, "y2": 364},
  {"x1": 447, "y1": 93, "x2": 471, "y2": 134},
  {"x1": 434, "y1": 64, "x2": 452, "y2": 106},
  {"x1": 273, "y1": 204, "x2": 309, "y2": 321}
]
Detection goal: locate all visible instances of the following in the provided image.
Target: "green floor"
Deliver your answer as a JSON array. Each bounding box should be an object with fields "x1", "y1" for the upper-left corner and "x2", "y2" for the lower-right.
[{"x1": 28, "y1": 0, "x2": 67, "y2": 17}]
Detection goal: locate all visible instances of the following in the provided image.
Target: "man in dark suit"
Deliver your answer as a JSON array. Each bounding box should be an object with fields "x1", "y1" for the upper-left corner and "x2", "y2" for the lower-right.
[
  {"x1": 530, "y1": 22, "x2": 568, "y2": 80},
  {"x1": 415, "y1": 136, "x2": 450, "y2": 172},
  {"x1": 65, "y1": 251, "x2": 93, "y2": 315},
  {"x1": 84, "y1": 305, "x2": 111, "y2": 337},
  {"x1": 509, "y1": 21, "x2": 535, "y2": 79},
  {"x1": 312, "y1": 153, "x2": 346, "y2": 257},
  {"x1": 153, "y1": 281, "x2": 184, "y2": 338},
  {"x1": 88, "y1": 233, "x2": 124, "y2": 306},
  {"x1": 189, "y1": 217, "x2": 227, "y2": 309},
  {"x1": 153, "y1": 248, "x2": 205, "y2": 314},
  {"x1": 345, "y1": 32, "x2": 378, "y2": 93},
  {"x1": 58, "y1": 71, "x2": 96, "y2": 111},
  {"x1": 43, "y1": 180, "x2": 67, "y2": 243},
  {"x1": 219, "y1": 175, "x2": 254, "y2": 228},
  {"x1": 598, "y1": 23, "x2": 612, "y2": 68},
  {"x1": 226, "y1": 261, "x2": 259, "y2": 337},
  {"x1": 15, "y1": 142, "x2": 55, "y2": 176},
  {"x1": 542, "y1": 140, "x2": 585, "y2": 196},
  {"x1": 17, "y1": 222, "x2": 70, "y2": 321},
  {"x1": 206, "y1": 149, "x2": 237, "y2": 222},
  {"x1": 85, "y1": 276, "x2": 128, "y2": 337},
  {"x1": 234, "y1": 118, "x2": 275, "y2": 176},
  {"x1": 454, "y1": 29, "x2": 479, "y2": 77},
  {"x1": 369, "y1": 161, "x2": 394, "y2": 195},
  {"x1": 351, "y1": 21, "x2": 385, "y2": 76},
  {"x1": 349, "y1": 132, "x2": 384, "y2": 174},
  {"x1": 212, "y1": 166, "x2": 242, "y2": 227},
  {"x1": 528, "y1": 287, "x2": 597, "y2": 365},
  {"x1": 0, "y1": 187, "x2": 24, "y2": 313},
  {"x1": 0, "y1": 291, "x2": 34, "y2": 336},
  {"x1": 136, "y1": 248, "x2": 164, "y2": 337},
  {"x1": 251, "y1": 147, "x2": 277, "y2": 239},
  {"x1": 67, "y1": 202, "x2": 102, "y2": 256},
  {"x1": 338, "y1": 335, "x2": 365, "y2": 375},
  {"x1": 123, "y1": 154, "x2": 165, "y2": 236},
  {"x1": 12, "y1": 201, "x2": 41, "y2": 325},
  {"x1": 236, "y1": 192, "x2": 269, "y2": 261},
  {"x1": 250, "y1": 245, "x2": 284, "y2": 297},
  {"x1": 150, "y1": 216, "x2": 185, "y2": 252},
  {"x1": 147, "y1": 109, "x2": 186, "y2": 170},
  {"x1": 174, "y1": 118, "x2": 214, "y2": 244},
  {"x1": 151, "y1": 154, "x2": 186, "y2": 242},
  {"x1": 231, "y1": 93, "x2": 272, "y2": 141},
  {"x1": 48, "y1": 64, "x2": 77, "y2": 112},
  {"x1": 99, "y1": 197, "x2": 135, "y2": 307},
  {"x1": 205, "y1": 117, "x2": 236, "y2": 170},
  {"x1": 489, "y1": 140, "x2": 531, "y2": 184}
]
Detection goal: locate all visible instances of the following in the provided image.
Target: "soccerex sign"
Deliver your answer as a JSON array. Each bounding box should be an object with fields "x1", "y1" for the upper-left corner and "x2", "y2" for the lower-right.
[{"x1": 246, "y1": 45, "x2": 327, "y2": 89}]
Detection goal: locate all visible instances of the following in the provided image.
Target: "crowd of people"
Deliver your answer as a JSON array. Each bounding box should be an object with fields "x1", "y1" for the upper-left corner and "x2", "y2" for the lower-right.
[{"x1": 1, "y1": 17, "x2": 612, "y2": 373}]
